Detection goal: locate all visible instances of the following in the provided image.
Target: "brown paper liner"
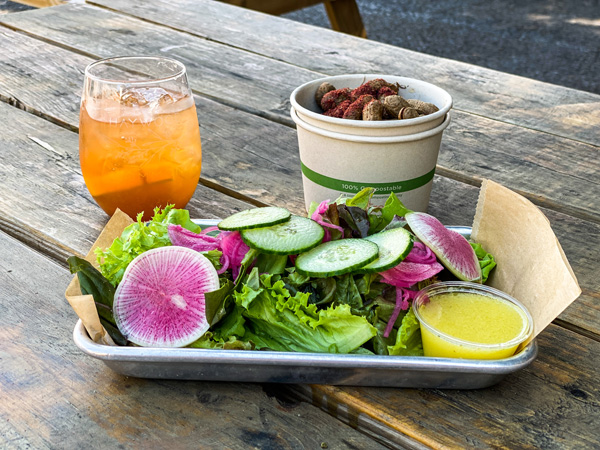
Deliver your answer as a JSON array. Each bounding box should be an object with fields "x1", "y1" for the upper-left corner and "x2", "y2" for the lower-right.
[
  {"x1": 472, "y1": 180, "x2": 581, "y2": 346},
  {"x1": 64, "y1": 209, "x2": 134, "y2": 346}
]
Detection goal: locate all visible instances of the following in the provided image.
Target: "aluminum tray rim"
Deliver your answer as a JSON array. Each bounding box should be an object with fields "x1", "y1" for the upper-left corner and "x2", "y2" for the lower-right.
[{"x1": 73, "y1": 319, "x2": 537, "y2": 375}]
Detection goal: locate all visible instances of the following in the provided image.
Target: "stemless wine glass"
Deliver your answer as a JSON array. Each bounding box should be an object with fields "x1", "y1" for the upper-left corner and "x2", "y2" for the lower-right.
[{"x1": 79, "y1": 56, "x2": 202, "y2": 220}]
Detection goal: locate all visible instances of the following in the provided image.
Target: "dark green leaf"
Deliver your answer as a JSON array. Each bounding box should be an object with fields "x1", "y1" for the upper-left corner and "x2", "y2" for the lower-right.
[
  {"x1": 67, "y1": 256, "x2": 115, "y2": 309},
  {"x1": 255, "y1": 253, "x2": 289, "y2": 275},
  {"x1": 67, "y1": 256, "x2": 127, "y2": 344},
  {"x1": 205, "y1": 279, "x2": 234, "y2": 326},
  {"x1": 337, "y1": 205, "x2": 370, "y2": 238},
  {"x1": 333, "y1": 274, "x2": 363, "y2": 309},
  {"x1": 233, "y1": 248, "x2": 259, "y2": 291},
  {"x1": 99, "y1": 317, "x2": 128, "y2": 346}
]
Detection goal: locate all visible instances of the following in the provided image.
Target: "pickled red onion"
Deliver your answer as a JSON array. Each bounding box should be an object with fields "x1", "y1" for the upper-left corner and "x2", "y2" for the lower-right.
[
  {"x1": 220, "y1": 231, "x2": 250, "y2": 279},
  {"x1": 380, "y1": 243, "x2": 443, "y2": 288},
  {"x1": 168, "y1": 224, "x2": 220, "y2": 251},
  {"x1": 404, "y1": 242, "x2": 437, "y2": 265},
  {"x1": 383, "y1": 288, "x2": 418, "y2": 338},
  {"x1": 311, "y1": 199, "x2": 344, "y2": 242}
]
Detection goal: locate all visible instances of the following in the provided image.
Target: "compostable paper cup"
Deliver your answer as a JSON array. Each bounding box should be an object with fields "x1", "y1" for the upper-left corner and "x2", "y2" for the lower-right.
[
  {"x1": 290, "y1": 75, "x2": 452, "y2": 212},
  {"x1": 290, "y1": 74, "x2": 452, "y2": 137},
  {"x1": 291, "y1": 108, "x2": 450, "y2": 211}
]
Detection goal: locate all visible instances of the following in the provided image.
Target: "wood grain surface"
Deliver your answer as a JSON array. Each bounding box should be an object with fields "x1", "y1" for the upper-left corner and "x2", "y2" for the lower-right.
[
  {"x1": 0, "y1": 230, "x2": 389, "y2": 450},
  {"x1": 87, "y1": 0, "x2": 600, "y2": 146},
  {"x1": 295, "y1": 321, "x2": 600, "y2": 449},
  {"x1": 2, "y1": 8, "x2": 598, "y2": 225},
  {"x1": 1, "y1": 3, "x2": 599, "y2": 449}
]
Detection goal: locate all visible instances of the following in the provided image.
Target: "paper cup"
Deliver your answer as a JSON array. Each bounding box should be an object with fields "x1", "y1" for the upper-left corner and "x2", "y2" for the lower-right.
[
  {"x1": 290, "y1": 75, "x2": 452, "y2": 211},
  {"x1": 290, "y1": 74, "x2": 452, "y2": 137},
  {"x1": 291, "y1": 107, "x2": 451, "y2": 212}
]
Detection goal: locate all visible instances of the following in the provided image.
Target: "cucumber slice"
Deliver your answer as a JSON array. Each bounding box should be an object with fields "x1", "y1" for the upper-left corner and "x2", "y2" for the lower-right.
[
  {"x1": 218, "y1": 207, "x2": 291, "y2": 231},
  {"x1": 359, "y1": 228, "x2": 414, "y2": 273},
  {"x1": 241, "y1": 215, "x2": 325, "y2": 255},
  {"x1": 295, "y1": 239, "x2": 379, "y2": 277}
]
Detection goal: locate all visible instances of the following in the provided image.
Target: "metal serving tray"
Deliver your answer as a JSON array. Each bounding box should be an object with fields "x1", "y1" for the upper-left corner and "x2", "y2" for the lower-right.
[
  {"x1": 74, "y1": 321, "x2": 536, "y2": 388},
  {"x1": 73, "y1": 222, "x2": 538, "y2": 389}
]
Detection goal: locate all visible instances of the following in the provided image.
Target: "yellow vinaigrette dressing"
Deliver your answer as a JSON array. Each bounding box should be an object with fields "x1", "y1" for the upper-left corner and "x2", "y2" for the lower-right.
[{"x1": 416, "y1": 288, "x2": 531, "y2": 360}]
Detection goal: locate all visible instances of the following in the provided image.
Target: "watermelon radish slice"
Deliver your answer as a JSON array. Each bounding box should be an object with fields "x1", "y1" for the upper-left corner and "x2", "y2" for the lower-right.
[
  {"x1": 113, "y1": 246, "x2": 220, "y2": 347},
  {"x1": 405, "y1": 212, "x2": 482, "y2": 283}
]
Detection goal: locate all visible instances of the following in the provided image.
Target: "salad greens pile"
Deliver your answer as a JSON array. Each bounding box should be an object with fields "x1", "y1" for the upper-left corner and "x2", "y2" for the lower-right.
[{"x1": 69, "y1": 189, "x2": 495, "y2": 356}]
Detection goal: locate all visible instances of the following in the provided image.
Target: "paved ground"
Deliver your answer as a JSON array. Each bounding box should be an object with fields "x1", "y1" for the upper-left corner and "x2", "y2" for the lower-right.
[{"x1": 284, "y1": 0, "x2": 600, "y2": 95}]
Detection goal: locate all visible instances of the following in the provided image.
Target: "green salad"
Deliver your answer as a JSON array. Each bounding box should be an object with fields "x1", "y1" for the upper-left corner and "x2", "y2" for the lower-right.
[{"x1": 68, "y1": 188, "x2": 495, "y2": 356}]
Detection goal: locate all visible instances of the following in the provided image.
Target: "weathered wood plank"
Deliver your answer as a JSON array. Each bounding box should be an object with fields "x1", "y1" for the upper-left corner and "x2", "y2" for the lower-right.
[
  {"x1": 86, "y1": 0, "x2": 600, "y2": 147},
  {"x1": 0, "y1": 59, "x2": 598, "y2": 450},
  {"x1": 0, "y1": 17, "x2": 598, "y2": 224},
  {"x1": 0, "y1": 3, "x2": 322, "y2": 126},
  {"x1": 0, "y1": 230, "x2": 389, "y2": 450},
  {"x1": 438, "y1": 113, "x2": 600, "y2": 222},
  {"x1": 0, "y1": 27, "x2": 598, "y2": 337},
  {"x1": 291, "y1": 323, "x2": 600, "y2": 449}
]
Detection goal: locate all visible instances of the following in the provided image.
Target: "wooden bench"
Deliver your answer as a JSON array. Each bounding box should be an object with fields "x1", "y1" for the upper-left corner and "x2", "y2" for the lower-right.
[{"x1": 217, "y1": 0, "x2": 366, "y2": 37}]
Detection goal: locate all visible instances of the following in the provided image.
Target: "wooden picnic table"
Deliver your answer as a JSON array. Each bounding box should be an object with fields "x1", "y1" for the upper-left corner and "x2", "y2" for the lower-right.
[{"x1": 0, "y1": 0, "x2": 598, "y2": 448}]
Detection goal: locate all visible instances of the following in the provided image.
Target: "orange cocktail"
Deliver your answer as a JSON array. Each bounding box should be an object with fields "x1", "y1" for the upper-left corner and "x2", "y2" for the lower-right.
[{"x1": 79, "y1": 57, "x2": 202, "y2": 220}]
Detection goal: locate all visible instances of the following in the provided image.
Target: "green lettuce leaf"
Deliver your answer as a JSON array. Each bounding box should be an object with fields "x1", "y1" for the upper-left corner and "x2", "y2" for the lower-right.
[
  {"x1": 200, "y1": 250, "x2": 224, "y2": 273},
  {"x1": 382, "y1": 192, "x2": 411, "y2": 223},
  {"x1": 153, "y1": 206, "x2": 202, "y2": 233},
  {"x1": 470, "y1": 242, "x2": 497, "y2": 283},
  {"x1": 387, "y1": 307, "x2": 424, "y2": 356},
  {"x1": 188, "y1": 331, "x2": 254, "y2": 350},
  {"x1": 205, "y1": 278, "x2": 234, "y2": 326},
  {"x1": 212, "y1": 303, "x2": 247, "y2": 338},
  {"x1": 345, "y1": 187, "x2": 374, "y2": 209},
  {"x1": 233, "y1": 269, "x2": 376, "y2": 353},
  {"x1": 332, "y1": 274, "x2": 363, "y2": 309},
  {"x1": 95, "y1": 205, "x2": 199, "y2": 286},
  {"x1": 255, "y1": 253, "x2": 289, "y2": 275}
]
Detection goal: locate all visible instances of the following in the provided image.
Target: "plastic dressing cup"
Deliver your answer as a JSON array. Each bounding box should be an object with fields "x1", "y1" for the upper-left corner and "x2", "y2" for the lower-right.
[{"x1": 413, "y1": 282, "x2": 533, "y2": 360}]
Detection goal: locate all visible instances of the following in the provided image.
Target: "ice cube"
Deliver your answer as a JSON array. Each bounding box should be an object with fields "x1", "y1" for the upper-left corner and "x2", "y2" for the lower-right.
[
  {"x1": 119, "y1": 88, "x2": 149, "y2": 107},
  {"x1": 120, "y1": 87, "x2": 177, "y2": 107}
]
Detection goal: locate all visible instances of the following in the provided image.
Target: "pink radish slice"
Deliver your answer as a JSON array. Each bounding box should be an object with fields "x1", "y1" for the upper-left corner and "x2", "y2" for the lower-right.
[
  {"x1": 113, "y1": 246, "x2": 220, "y2": 347},
  {"x1": 380, "y1": 260, "x2": 444, "y2": 288},
  {"x1": 406, "y1": 212, "x2": 482, "y2": 283}
]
